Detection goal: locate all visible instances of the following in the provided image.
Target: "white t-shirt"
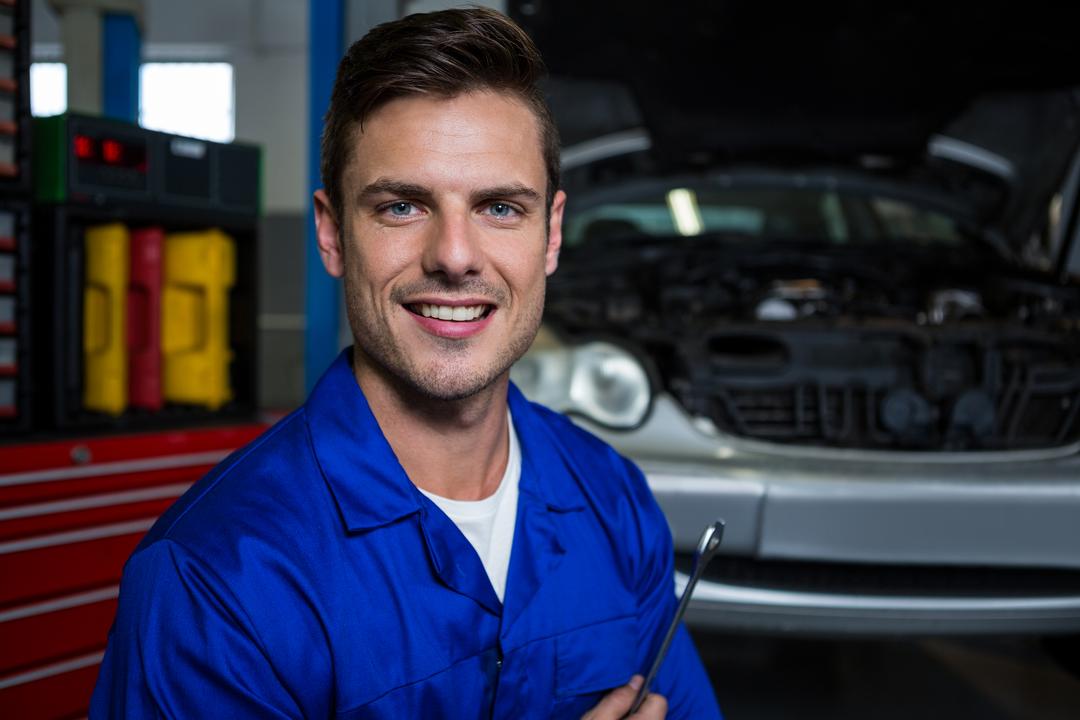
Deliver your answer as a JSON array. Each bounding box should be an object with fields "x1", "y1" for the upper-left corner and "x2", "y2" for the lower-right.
[{"x1": 417, "y1": 413, "x2": 520, "y2": 602}]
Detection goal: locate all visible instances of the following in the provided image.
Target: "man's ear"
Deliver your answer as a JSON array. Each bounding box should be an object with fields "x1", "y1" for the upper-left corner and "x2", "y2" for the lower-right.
[
  {"x1": 313, "y1": 189, "x2": 345, "y2": 278},
  {"x1": 545, "y1": 189, "x2": 566, "y2": 276}
]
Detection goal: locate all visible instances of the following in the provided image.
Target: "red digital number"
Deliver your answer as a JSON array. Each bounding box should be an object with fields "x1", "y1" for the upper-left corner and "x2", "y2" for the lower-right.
[
  {"x1": 73, "y1": 135, "x2": 96, "y2": 160},
  {"x1": 102, "y1": 139, "x2": 124, "y2": 165}
]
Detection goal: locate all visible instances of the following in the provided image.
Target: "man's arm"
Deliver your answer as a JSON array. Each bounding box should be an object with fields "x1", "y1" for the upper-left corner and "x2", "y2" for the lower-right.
[
  {"x1": 90, "y1": 539, "x2": 307, "y2": 719},
  {"x1": 622, "y1": 457, "x2": 723, "y2": 719}
]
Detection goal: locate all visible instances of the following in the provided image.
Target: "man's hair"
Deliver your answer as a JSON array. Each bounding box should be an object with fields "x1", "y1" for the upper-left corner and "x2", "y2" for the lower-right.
[{"x1": 320, "y1": 7, "x2": 560, "y2": 221}]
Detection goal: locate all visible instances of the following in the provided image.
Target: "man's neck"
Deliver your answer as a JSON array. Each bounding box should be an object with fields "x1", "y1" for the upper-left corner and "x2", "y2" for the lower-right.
[{"x1": 352, "y1": 354, "x2": 510, "y2": 502}]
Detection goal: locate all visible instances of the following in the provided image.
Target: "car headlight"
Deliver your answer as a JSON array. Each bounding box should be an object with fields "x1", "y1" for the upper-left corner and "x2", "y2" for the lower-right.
[{"x1": 511, "y1": 336, "x2": 652, "y2": 429}]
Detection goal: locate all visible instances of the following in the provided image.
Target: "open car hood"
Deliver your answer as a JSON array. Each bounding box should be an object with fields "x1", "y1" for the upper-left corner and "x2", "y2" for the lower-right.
[{"x1": 512, "y1": 1, "x2": 1080, "y2": 269}]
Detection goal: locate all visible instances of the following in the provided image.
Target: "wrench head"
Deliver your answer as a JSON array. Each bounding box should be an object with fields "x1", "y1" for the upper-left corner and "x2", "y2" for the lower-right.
[{"x1": 695, "y1": 520, "x2": 726, "y2": 563}]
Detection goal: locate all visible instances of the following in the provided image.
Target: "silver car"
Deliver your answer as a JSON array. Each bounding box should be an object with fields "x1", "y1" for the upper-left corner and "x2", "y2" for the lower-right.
[{"x1": 511, "y1": 2, "x2": 1080, "y2": 635}]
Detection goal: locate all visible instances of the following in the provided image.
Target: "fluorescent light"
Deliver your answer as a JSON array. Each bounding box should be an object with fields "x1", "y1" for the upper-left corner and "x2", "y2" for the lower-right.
[{"x1": 666, "y1": 188, "x2": 703, "y2": 236}]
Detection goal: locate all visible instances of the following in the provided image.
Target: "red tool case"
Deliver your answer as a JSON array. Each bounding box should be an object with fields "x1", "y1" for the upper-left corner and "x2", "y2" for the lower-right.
[{"x1": 127, "y1": 227, "x2": 164, "y2": 412}]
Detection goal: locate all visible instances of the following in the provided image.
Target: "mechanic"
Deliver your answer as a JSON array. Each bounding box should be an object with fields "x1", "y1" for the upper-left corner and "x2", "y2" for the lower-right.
[{"x1": 90, "y1": 8, "x2": 721, "y2": 719}]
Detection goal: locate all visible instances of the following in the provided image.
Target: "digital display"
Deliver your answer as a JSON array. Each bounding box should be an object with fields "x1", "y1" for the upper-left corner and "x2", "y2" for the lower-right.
[{"x1": 72, "y1": 135, "x2": 148, "y2": 173}]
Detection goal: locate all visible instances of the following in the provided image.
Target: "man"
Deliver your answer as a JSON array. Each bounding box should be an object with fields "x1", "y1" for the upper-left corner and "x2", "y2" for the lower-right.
[{"x1": 91, "y1": 8, "x2": 721, "y2": 719}]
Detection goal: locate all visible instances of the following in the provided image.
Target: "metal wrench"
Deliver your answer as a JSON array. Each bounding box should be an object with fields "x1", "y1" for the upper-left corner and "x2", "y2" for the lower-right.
[{"x1": 626, "y1": 520, "x2": 725, "y2": 717}]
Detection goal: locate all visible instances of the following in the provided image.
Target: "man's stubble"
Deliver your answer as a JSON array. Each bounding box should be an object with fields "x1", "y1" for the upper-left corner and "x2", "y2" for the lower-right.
[{"x1": 343, "y1": 264, "x2": 547, "y2": 403}]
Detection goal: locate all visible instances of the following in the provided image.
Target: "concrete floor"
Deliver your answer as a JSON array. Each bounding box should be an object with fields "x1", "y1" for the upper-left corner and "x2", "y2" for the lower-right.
[{"x1": 690, "y1": 629, "x2": 1080, "y2": 719}]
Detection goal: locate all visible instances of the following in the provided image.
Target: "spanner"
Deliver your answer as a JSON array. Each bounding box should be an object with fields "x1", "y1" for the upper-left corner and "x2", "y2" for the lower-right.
[{"x1": 626, "y1": 520, "x2": 725, "y2": 717}]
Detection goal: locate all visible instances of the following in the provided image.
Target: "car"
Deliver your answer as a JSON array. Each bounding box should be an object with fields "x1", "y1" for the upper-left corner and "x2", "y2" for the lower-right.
[{"x1": 509, "y1": 1, "x2": 1080, "y2": 635}]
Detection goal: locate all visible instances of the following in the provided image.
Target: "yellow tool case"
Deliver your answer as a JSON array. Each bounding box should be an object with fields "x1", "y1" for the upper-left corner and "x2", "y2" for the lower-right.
[
  {"x1": 162, "y1": 228, "x2": 235, "y2": 409},
  {"x1": 83, "y1": 223, "x2": 130, "y2": 415}
]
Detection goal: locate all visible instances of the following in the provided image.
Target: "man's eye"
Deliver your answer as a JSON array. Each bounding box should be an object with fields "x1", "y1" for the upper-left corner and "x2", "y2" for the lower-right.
[
  {"x1": 487, "y1": 203, "x2": 516, "y2": 218},
  {"x1": 387, "y1": 201, "x2": 416, "y2": 217}
]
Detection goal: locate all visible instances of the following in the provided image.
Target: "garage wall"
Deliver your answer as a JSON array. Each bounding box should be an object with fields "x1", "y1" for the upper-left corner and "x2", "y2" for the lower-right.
[{"x1": 230, "y1": 4, "x2": 309, "y2": 410}]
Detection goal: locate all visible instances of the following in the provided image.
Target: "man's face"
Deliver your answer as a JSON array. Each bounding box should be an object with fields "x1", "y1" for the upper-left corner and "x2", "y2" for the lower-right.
[{"x1": 314, "y1": 91, "x2": 565, "y2": 401}]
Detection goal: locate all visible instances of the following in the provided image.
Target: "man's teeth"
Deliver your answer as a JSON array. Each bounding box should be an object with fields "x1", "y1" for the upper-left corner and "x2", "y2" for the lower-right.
[{"x1": 416, "y1": 304, "x2": 487, "y2": 321}]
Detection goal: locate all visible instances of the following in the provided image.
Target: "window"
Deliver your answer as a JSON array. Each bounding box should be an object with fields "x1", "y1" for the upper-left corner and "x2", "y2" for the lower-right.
[
  {"x1": 140, "y1": 63, "x2": 234, "y2": 143},
  {"x1": 30, "y1": 62, "x2": 67, "y2": 117},
  {"x1": 29, "y1": 62, "x2": 235, "y2": 143}
]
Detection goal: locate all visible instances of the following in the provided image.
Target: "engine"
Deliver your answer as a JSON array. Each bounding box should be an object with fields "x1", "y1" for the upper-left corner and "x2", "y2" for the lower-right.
[{"x1": 545, "y1": 241, "x2": 1080, "y2": 450}]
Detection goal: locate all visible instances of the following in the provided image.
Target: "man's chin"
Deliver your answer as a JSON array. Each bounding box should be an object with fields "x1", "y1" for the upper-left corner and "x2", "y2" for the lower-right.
[{"x1": 399, "y1": 366, "x2": 508, "y2": 403}]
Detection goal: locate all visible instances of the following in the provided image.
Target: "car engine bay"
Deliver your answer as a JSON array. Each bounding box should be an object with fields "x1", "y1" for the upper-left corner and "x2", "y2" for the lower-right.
[{"x1": 546, "y1": 237, "x2": 1080, "y2": 451}]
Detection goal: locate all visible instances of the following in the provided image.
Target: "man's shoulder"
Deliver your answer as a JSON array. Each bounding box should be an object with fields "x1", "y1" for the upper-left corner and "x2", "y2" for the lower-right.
[{"x1": 135, "y1": 408, "x2": 323, "y2": 555}]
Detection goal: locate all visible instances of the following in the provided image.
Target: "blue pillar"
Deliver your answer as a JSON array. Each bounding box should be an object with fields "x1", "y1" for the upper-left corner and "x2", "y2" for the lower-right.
[
  {"x1": 306, "y1": 0, "x2": 345, "y2": 393},
  {"x1": 102, "y1": 13, "x2": 140, "y2": 122}
]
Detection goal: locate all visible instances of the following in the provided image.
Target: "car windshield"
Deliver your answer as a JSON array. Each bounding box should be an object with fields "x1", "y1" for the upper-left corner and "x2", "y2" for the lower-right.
[{"x1": 564, "y1": 187, "x2": 971, "y2": 248}]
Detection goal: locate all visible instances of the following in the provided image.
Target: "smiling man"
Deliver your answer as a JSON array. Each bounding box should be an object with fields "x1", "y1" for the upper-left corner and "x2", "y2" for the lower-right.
[{"x1": 91, "y1": 8, "x2": 720, "y2": 719}]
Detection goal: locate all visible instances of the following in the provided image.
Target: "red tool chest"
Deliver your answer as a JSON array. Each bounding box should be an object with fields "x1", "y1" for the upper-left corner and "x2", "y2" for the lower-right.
[{"x1": 0, "y1": 422, "x2": 267, "y2": 719}]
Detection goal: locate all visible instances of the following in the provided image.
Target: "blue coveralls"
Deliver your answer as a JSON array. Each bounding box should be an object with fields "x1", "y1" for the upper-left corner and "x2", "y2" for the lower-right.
[{"x1": 91, "y1": 350, "x2": 722, "y2": 718}]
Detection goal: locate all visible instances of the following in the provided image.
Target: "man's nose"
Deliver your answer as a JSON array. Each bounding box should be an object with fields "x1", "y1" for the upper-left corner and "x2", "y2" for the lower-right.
[{"x1": 421, "y1": 209, "x2": 483, "y2": 281}]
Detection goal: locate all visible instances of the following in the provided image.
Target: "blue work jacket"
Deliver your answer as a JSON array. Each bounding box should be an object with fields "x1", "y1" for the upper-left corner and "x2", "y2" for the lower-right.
[{"x1": 91, "y1": 350, "x2": 722, "y2": 718}]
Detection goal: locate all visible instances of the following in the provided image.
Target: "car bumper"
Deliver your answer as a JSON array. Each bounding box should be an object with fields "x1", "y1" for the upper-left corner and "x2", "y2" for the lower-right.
[
  {"x1": 583, "y1": 395, "x2": 1080, "y2": 635},
  {"x1": 674, "y1": 572, "x2": 1080, "y2": 636}
]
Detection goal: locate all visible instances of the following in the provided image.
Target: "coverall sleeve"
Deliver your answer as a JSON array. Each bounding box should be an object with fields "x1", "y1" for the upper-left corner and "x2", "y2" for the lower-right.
[
  {"x1": 622, "y1": 457, "x2": 723, "y2": 719},
  {"x1": 90, "y1": 539, "x2": 305, "y2": 719}
]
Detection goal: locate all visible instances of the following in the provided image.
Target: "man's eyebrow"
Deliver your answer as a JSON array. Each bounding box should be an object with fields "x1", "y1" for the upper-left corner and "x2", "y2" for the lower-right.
[
  {"x1": 357, "y1": 180, "x2": 543, "y2": 205},
  {"x1": 357, "y1": 179, "x2": 432, "y2": 200},
  {"x1": 471, "y1": 184, "x2": 543, "y2": 204}
]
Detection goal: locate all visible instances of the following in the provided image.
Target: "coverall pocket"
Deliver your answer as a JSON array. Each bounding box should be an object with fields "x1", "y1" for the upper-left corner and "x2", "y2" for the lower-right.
[
  {"x1": 336, "y1": 649, "x2": 497, "y2": 719},
  {"x1": 551, "y1": 614, "x2": 638, "y2": 718}
]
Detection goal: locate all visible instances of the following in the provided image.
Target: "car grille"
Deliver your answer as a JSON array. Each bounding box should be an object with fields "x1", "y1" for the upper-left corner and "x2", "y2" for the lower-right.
[
  {"x1": 707, "y1": 384, "x2": 855, "y2": 443},
  {"x1": 671, "y1": 328, "x2": 1080, "y2": 451},
  {"x1": 675, "y1": 555, "x2": 1080, "y2": 598},
  {"x1": 680, "y1": 381, "x2": 1080, "y2": 450}
]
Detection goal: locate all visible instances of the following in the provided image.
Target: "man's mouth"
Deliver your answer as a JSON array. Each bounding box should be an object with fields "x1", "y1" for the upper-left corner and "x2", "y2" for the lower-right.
[{"x1": 406, "y1": 303, "x2": 494, "y2": 322}]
